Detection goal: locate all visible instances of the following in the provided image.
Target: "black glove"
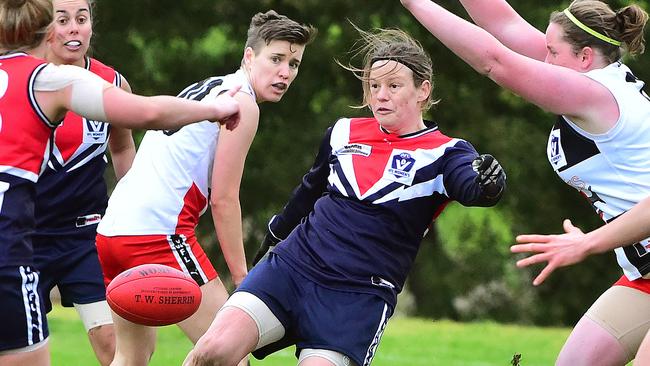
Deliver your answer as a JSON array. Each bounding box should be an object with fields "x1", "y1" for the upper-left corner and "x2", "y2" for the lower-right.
[
  {"x1": 251, "y1": 233, "x2": 281, "y2": 266},
  {"x1": 472, "y1": 154, "x2": 506, "y2": 198}
]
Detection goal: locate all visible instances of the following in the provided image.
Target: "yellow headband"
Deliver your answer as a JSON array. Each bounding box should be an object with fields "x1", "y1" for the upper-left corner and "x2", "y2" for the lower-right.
[{"x1": 563, "y1": 9, "x2": 622, "y2": 46}]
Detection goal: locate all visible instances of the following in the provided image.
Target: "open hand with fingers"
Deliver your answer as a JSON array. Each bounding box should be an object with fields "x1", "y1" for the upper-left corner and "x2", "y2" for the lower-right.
[{"x1": 511, "y1": 219, "x2": 591, "y2": 286}]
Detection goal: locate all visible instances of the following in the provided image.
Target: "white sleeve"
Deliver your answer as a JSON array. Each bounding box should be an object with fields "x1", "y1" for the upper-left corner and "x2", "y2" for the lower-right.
[{"x1": 34, "y1": 64, "x2": 110, "y2": 121}]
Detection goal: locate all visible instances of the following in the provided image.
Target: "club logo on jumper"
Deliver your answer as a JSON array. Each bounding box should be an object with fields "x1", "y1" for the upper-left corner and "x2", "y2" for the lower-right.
[
  {"x1": 383, "y1": 150, "x2": 417, "y2": 186},
  {"x1": 83, "y1": 118, "x2": 108, "y2": 143},
  {"x1": 390, "y1": 152, "x2": 415, "y2": 177},
  {"x1": 335, "y1": 143, "x2": 372, "y2": 156},
  {"x1": 547, "y1": 129, "x2": 567, "y2": 170}
]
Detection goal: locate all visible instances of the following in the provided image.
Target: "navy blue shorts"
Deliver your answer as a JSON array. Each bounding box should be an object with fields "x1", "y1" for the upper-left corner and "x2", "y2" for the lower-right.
[
  {"x1": 0, "y1": 265, "x2": 48, "y2": 351},
  {"x1": 33, "y1": 233, "x2": 106, "y2": 311},
  {"x1": 238, "y1": 253, "x2": 393, "y2": 366}
]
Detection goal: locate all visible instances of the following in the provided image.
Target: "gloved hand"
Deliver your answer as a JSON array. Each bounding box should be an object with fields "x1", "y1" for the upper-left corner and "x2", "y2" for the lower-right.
[
  {"x1": 251, "y1": 233, "x2": 281, "y2": 266},
  {"x1": 472, "y1": 154, "x2": 506, "y2": 198}
]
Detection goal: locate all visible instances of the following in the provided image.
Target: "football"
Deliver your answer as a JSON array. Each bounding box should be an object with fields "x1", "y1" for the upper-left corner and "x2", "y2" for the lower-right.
[{"x1": 106, "y1": 263, "x2": 202, "y2": 326}]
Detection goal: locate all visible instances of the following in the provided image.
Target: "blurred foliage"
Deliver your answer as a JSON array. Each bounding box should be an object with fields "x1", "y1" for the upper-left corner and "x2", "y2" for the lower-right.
[{"x1": 97, "y1": 0, "x2": 648, "y2": 326}]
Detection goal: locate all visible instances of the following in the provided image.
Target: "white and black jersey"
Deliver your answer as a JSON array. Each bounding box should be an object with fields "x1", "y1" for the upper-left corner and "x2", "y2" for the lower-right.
[
  {"x1": 98, "y1": 70, "x2": 255, "y2": 237},
  {"x1": 547, "y1": 62, "x2": 650, "y2": 280}
]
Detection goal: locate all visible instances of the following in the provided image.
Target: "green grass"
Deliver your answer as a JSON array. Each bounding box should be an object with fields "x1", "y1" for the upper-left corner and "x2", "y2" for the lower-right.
[{"x1": 50, "y1": 305, "x2": 570, "y2": 365}]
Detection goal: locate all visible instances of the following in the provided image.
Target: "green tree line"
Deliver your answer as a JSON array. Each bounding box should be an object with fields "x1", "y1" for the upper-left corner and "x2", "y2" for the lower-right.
[{"x1": 93, "y1": 0, "x2": 650, "y2": 326}]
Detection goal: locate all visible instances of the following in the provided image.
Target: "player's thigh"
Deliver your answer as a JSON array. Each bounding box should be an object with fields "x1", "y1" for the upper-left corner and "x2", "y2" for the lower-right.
[
  {"x1": 111, "y1": 309, "x2": 156, "y2": 354},
  {"x1": 34, "y1": 233, "x2": 104, "y2": 310},
  {"x1": 74, "y1": 300, "x2": 114, "y2": 332},
  {"x1": 636, "y1": 330, "x2": 650, "y2": 365},
  {"x1": 178, "y1": 277, "x2": 229, "y2": 342},
  {"x1": 585, "y1": 285, "x2": 650, "y2": 361},
  {"x1": 0, "y1": 340, "x2": 50, "y2": 366},
  {"x1": 56, "y1": 245, "x2": 107, "y2": 309},
  {"x1": 224, "y1": 291, "x2": 285, "y2": 350}
]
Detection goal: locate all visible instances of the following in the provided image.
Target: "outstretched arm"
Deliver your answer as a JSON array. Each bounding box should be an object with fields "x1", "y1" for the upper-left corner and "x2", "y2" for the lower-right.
[
  {"x1": 512, "y1": 197, "x2": 650, "y2": 285},
  {"x1": 442, "y1": 141, "x2": 506, "y2": 207},
  {"x1": 458, "y1": 0, "x2": 547, "y2": 60},
  {"x1": 36, "y1": 64, "x2": 241, "y2": 131},
  {"x1": 398, "y1": 0, "x2": 618, "y2": 133},
  {"x1": 101, "y1": 84, "x2": 241, "y2": 131}
]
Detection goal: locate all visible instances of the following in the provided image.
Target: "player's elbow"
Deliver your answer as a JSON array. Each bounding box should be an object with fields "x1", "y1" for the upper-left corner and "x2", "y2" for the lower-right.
[
  {"x1": 209, "y1": 193, "x2": 239, "y2": 213},
  {"x1": 470, "y1": 46, "x2": 510, "y2": 82},
  {"x1": 475, "y1": 52, "x2": 501, "y2": 79}
]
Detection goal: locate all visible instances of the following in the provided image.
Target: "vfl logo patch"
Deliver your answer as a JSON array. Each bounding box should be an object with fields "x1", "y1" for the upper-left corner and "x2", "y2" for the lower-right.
[
  {"x1": 383, "y1": 150, "x2": 416, "y2": 186},
  {"x1": 547, "y1": 129, "x2": 567, "y2": 170},
  {"x1": 335, "y1": 143, "x2": 372, "y2": 156},
  {"x1": 83, "y1": 118, "x2": 108, "y2": 143}
]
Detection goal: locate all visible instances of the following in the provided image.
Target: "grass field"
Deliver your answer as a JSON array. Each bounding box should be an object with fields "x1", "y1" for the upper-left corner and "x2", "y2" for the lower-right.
[{"x1": 49, "y1": 305, "x2": 574, "y2": 365}]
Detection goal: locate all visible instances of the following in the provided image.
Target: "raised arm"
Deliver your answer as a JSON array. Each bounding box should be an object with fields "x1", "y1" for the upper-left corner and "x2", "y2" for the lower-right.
[
  {"x1": 458, "y1": 0, "x2": 547, "y2": 60},
  {"x1": 209, "y1": 93, "x2": 259, "y2": 287},
  {"x1": 398, "y1": 0, "x2": 618, "y2": 133},
  {"x1": 512, "y1": 196, "x2": 650, "y2": 285}
]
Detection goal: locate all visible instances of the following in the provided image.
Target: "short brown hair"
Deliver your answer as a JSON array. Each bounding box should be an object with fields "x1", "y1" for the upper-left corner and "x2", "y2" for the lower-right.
[
  {"x1": 0, "y1": 0, "x2": 52, "y2": 52},
  {"x1": 550, "y1": 0, "x2": 648, "y2": 62},
  {"x1": 244, "y1": 10, "x2": 317, "y2": 53}
]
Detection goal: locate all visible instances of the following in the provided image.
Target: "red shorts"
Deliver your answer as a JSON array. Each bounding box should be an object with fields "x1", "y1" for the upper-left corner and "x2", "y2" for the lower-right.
[
  {"x1": 95, "y1": 233, "x2": 217, "y2": 287},
  {"x1": 615, "y1": 274, "x2": 650, "y2": 294}
]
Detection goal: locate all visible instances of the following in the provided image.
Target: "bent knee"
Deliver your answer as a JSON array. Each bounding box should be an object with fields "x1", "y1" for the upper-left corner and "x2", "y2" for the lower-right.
[
  {"x1": 186, "y1": 343, "x2": 230, "y2": 366},
  {"x1": 190, "y1": 323, "x2": 257, "y2": 366}
]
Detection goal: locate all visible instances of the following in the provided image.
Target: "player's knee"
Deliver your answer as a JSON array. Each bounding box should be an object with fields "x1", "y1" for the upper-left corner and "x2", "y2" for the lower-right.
[
  {"x1": 88, "y1": 324, "x2": 115, "y2": 346},
  {"x1": 185, "y1": 348, "x2": 225, "y2": 366},
  {"x1": 88, "y1": 325, "x2": 116, "y2": 366},
  {"x1": 187, "y1": 335, "x2": 232, "y2": 366},
  {"x1": 185, "y1": 350, "x2": 219, "y2": 366}
]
